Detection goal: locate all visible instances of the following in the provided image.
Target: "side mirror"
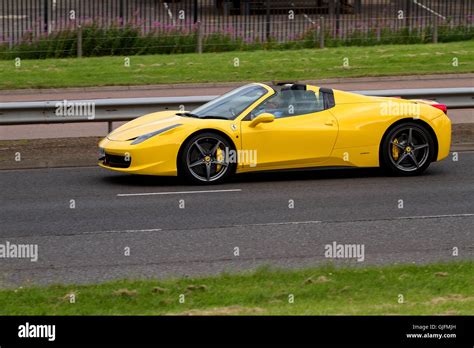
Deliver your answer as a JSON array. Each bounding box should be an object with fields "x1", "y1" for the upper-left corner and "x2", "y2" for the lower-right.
[{"x1": 248, "y1": 113, "x2": 275, "y2": 127}]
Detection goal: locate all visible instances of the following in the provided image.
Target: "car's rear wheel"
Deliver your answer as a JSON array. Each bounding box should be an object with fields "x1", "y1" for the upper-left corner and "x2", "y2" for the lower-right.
[
  {"x1": 380, "y1": 122, "x2": 435, "y2": 176},
  {"x1": 179, "y1": 132, "x2": 236, "y2": 184}
]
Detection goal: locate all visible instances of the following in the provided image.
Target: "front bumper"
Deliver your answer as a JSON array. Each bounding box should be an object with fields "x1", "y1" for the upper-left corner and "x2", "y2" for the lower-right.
[{"x1": 98, "y1": 137, "x2": 180, "y2": 176}]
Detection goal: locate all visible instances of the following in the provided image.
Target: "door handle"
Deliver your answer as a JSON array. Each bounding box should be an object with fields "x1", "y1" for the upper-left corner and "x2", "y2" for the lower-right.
[{"x1": 325, "y1": 119, "x2": 334, "y2": 126}]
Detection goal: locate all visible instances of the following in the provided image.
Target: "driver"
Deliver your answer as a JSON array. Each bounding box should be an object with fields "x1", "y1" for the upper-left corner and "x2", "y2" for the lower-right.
[{"x1": 253, "y1": 90, "x2": 294, "y2": 119}]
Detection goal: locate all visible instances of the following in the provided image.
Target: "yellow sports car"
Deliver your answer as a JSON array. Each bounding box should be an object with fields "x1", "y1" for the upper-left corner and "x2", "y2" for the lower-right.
[{"x1": 99, "y1": 82, "x2": 451, "y2": 184}]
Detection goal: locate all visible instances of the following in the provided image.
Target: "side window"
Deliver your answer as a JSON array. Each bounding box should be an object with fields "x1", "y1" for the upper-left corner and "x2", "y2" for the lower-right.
[{"x1": 251, "y1": 89, "x2": 324, "y2": 119}]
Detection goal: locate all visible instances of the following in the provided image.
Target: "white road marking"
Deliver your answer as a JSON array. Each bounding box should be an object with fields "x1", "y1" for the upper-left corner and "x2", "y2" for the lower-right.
[
  {"x1": 117, "y1": 189, "x2": 242, "y2": 197},
  {"x1": 397, "y1": 213, "x2": 474, "y2": 220},
  {"x1": 79, "y1": 215, "x2": 472, "y2": 235},
  {"x1": 232, "y1": 220, "x2": 322, "y2": 228},
  {"x1": 83, "y1": 228, "x2": 162, "y2": 235},
  {"x1": 80, "y1": 214, "x2": 473, "y2": 236},
  {"x1": 6, "y1": 213, "x2": 473, "y2": 239}
]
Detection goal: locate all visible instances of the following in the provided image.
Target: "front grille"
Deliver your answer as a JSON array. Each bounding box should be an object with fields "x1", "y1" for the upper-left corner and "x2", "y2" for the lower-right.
[{"x1": 102, "y1": 153, "x2": 131, "y2": 168}]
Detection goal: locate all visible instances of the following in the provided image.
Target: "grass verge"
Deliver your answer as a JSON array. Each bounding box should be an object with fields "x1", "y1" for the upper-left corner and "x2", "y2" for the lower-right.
[
  {"x1": 0, "y1": 262, "x2": 472, "y2": 315},
  {"x1": 1, "y1": 41, "x2": 473, "y2": 90}
]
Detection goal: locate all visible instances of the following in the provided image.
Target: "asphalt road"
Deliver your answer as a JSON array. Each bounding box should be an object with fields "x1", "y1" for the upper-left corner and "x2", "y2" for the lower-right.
[{"x1": 0, "y1": 153, "x2": 473, "y2": 287}]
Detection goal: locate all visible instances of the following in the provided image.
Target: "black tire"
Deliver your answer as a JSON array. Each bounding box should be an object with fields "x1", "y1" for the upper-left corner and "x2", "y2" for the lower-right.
[
  {"x1": 178, "y1": 132, "x2": 236, "y2": 184},
  {"x1": 380, "y1": 122, "x2": 435, "y2": 176}
]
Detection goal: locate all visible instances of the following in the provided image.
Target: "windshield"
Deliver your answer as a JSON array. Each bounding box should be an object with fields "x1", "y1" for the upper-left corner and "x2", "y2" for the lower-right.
[{"x1": 190, "y1": 84, "x2": 268, "y2": 120}]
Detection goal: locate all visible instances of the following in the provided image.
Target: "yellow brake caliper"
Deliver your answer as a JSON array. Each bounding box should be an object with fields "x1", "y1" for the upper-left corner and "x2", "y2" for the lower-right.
[
  {"x1": 216, "y1": 147, "x2": 223, "y2": 172},
  {"x1": 392, "y1": 138, "x2": 400, "y2": 160}
]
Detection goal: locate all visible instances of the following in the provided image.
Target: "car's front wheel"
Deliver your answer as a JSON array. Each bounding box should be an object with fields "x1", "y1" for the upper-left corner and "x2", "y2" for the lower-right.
[
  {"x1": 179, "y1": 132, "x2": 236, "y2": 184},
  {"x1": 380, "y1": 122, "x2": 435, "y2": 176}
]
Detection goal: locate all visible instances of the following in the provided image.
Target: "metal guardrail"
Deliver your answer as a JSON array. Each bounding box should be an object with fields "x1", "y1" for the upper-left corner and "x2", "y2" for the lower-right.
[
  {"x1": 352, "y1": 88, "x2": 474, "y2": 109},
  {"x1": 0, "y1": 96, "x2": 214, "y2": 127},
  {"x1": 0, "y1": 88, "x2": 472, "y2": 128}
]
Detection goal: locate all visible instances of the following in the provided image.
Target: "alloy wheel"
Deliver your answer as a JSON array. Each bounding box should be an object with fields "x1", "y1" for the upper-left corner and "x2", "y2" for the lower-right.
[
  {"x1": 389, "y1": 126, "x2": 430, "y2": 172},
  {"x1": 186, "y1": 136, "x2": 230, "y2": 182}
]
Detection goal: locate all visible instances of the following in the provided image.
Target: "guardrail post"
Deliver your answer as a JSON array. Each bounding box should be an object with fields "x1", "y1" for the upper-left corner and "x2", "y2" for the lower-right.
[
  {"x1": 108, "y1": 121, "x2": 113, "y2": 133},
  {"x1": 432, "y1": 16, "x2": 438, "y2": 44},
  {"x1": 77, "y1": 25, "x2": 83, "y2": 58},
  {"x1": 197, "y1": 21, "x2": 203, "y2": 54},
  {"x1": 319, "y1": 17, "x2": 325, "y2": 49}
]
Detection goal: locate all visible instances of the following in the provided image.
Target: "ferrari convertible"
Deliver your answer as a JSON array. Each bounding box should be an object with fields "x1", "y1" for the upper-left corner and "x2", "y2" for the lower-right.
[{"x1": 98, "y1": 82, "x2": 451, "y2": 184}]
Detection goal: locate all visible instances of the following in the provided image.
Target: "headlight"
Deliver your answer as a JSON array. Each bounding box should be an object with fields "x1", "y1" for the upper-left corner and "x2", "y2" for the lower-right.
[{"x1": 130, "y1": 124, "x2": 182, "y2": 145}]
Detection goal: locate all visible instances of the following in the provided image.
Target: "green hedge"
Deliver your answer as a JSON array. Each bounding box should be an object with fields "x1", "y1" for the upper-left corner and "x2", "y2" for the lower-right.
[{"x1": 1, "y1": 23, "x2": 473, "y2": 60}]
